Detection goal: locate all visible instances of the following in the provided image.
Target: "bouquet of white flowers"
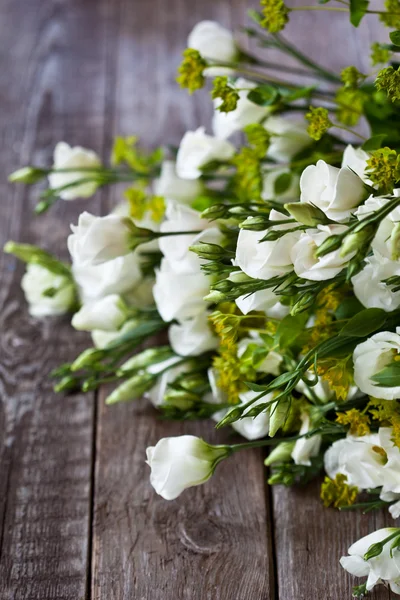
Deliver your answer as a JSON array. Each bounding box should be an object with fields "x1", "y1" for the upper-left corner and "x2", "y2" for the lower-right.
[{"x1": 6, "y1": 1, "x2": 400, "y2": 595}]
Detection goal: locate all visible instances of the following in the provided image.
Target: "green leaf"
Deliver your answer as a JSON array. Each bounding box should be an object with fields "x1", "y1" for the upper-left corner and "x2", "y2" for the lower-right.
[
  {"x1": 276, "y1": 313, "x2": 308, "y2": 349},
  {"x1": 371, "y1": 362, "x2": 400, "y2": 387},
  {"x1": 349, "y1": 0, "x2": 369, "y2": 27},
  {"x1": 390, "y1": 30, "x2": 400, "y2": 47},
  {"x1": 339, "y1": 308, "x2": 387, "y2": 338},
  {"x1": 274, "y1": 172, "x2": 292, "y2": 196},
  {"x1": 335, "y1": 297, "x2": 363, "y2": 321},
  {"x1": 279, "y1": 86, "x2": 315, "y2": 102},
  {"x1": 362, "y1": 134, "x2": 387, "y2": 152},
  {"x1": 247, "y1": 85, "x2": 279, "y2": 107}
]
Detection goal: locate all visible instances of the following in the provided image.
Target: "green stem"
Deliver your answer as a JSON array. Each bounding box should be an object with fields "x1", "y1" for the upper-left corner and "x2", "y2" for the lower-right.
[
  {"x1": 291, "y1": 5, "x2": 348, "y2": 11},
  {"x1": 272, "y1": 33, "x2": 342, "y2": 84}
]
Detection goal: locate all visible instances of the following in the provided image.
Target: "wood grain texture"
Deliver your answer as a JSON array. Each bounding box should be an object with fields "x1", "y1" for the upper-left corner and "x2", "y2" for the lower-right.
[
  {"x1": 0, "y1": 0, "x2": 110, "y2": 597},
  {"x1": 91, "y1": 2, "x2": 275, "y2": 599}
]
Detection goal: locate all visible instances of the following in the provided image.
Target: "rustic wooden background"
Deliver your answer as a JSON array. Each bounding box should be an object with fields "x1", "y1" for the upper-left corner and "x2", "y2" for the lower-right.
[{"x1": 0, "y1": 1, "x2": 393, "y2": 598}]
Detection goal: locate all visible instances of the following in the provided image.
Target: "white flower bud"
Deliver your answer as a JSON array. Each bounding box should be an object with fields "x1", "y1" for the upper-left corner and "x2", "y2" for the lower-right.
[
  {"x1": 187, "y1": 21, "x2": 238, "y2": 64},
  {"x1": 146, "y1": 435, "x2": 230, "y2": 500},
  {"x1": 21, "y1": 264, "x2": 75, "y2": 317},
  {"x1": 48, "y1": 142, "x2": 101, "y2": 200},
  {"x1": 68, "y1": 211, "x2": 132, "y2": 266},
  {"x1": 71, "y1": 294, "x2": 127, "y2": 332},
  {"x1": 176, "y1": 127, "x2": 235, "y2": 180}
]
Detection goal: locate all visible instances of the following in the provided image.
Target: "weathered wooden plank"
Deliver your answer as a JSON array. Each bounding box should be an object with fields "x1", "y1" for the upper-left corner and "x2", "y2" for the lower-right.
[
  {"x1": 0, "y1": 0, "x2": 112, "y2": 597},
  {"x1": 271, "y1": 7, "x2": 392, "y2": 600},
  {"x1": 91, "y1": 1, "x2": 275, "y2": 599}
]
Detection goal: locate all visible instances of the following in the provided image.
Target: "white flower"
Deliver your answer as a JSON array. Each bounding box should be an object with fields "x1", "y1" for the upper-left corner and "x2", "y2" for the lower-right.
[
  {"x1": 264, "y1": 116, "x2": 311, "y2": 163},
  {"x1": 48, "y1": 142, "x2": 101, "y2": 200},
  {"x1": 187, "y1": 20, "x2": 238, "y2": 64},
  {"x1": 342, "y1": 144, "x2": 371, "y2": 184},
  {"x1": 68, "y1": 211, "x2": 132, "y2": 266},
  {"x1": 352, "y1": 253, "x2": 400, "y2": 312},
  {"x1": 72, "y1": 253, "x2": 142, "y2": 303},
  {"x1": 340, "y1": 528, "x2": 400, "y2": 594},
  {"x1": 168, "y1": 311, "x2": 218, "y2": 356},
  {"x1": 212, "y1": 78, "x2": 273, "y2": 140},
  {"x1": 234, "y1": 210, "x2": 299, "y2": 280},
  {"x1": 176, "y1": 127, "x2": 235, "y2": 180},
  {"x1": 229, "y1": 390, "x2": 272, "y2": 440},
  {"x1": 71, "y1": 294, "x2": 127, "y2": 332},
  {"x1": 153, "y1": 258, "x2": 211, "y2": 322},
  {"x1": 91, "y1": 319, "x2": 138, "y2": 349},
  {"x1": 145, "y1": 357, "x2": 189, "y2": 407},
  {"x1": 158, "y1": 201, "x2": 222, "y2": 273},
  {"x1": 300, "y1": 159, "x2": 366, "y2": 222},
  {"x1": 154, "y1": 160, "x2": 203, "y2": 204},
  {"x1": 262, "y1": 168, "x2": 300, "y2": 203},
  {"x1": 353, "y1": 331, "x2": 400, "y2": 400},
  {"x1": 146, "y1": 435, "x2": 230, "y2": 500},
  {"x1": 235, "y1": 287, "x2": 283, "y2": 315},
  {"x1": 291, "y1": 225, "x2": 354, "y2": 281},
  {"x1": 324, "y1": 434, "x2": 385, "y2": 490},
  {"x1": 291, "y1": 412, "x2": 322, "y2": 466},
  {"x1": 21, "y1": 264, "x2": 75, "y2": 317},
  {"x1": 356, "y1": 194, "x2": 400, "y2": 260}
]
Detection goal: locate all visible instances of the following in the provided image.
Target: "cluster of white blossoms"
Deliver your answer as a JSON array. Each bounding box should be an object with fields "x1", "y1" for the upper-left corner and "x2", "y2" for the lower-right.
[{"x1": 8, "y1": 15, "x2": 400, "y2": 598}]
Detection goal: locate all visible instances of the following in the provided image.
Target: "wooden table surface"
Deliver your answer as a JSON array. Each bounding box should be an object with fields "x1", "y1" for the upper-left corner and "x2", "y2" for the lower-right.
[{"x1": 0, "y1": 1, "x2": 394, "y2": 599}]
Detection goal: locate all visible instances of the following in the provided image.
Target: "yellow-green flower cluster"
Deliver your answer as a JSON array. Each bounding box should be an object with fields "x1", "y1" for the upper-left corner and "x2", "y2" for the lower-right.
[
  {"x1": 336, "y1": 409, "x2": 371, "y2": 436},
  {"x1": 260, "y1": 0, "x2": 289, "y2": 33},
  {"x1": 177, "y1": 48, "x2": 207, "y2": 94},
  {"x1": 305, "y1": 107, "x2": 332, "y2": 141},
  {"x1": 366, "y1": 147, "x2": 400, "y2": 194},
  {"x1": 379, "y1": 0, "x2": 400, "y2": 29},
  {"x1": 370, "y1": 42, "x2": 391, "y2": 66},
  {"x1": 244, "y1": 124, "x2": 271, "y2": 158},
  {"x1": 320, "y1": 474, "x2": 358, "y2": 509},
  {"x1": 211, "y1": 77, "x2": 240, "y2": 113},
  {"x1": 375, "y1": 66, "x2": 400, "y2": 103}
]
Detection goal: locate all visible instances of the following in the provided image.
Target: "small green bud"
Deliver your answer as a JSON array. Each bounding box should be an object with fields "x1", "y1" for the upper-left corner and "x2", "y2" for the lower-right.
[
  {"x1": 118, "y1": 347, "x2": 174, "y2": 374},
  {"x1": 54, "y1": 375, "x2": 80, "y2": 393},
  {"x1": 264, "y1": 441, "x2": 295, "y2": 465},
  {"x1": 215, "y1": 407, "x2": 243, "y2": 428},
  {"x1": 284, "y1": 202, "x2": 329, "y2": 227},
  {"x1": 8, "y1": 166, "x2": 47, "y2": 184},
  {"x1": 70, "y1": 348, "x2": 105, "y2": 371},
  {"x1": 340, "y1": 66, "x2": 366, "y2": 89},
  {"x1": 269, "y1": 399, "x2": 289, "y2": 437},
  {"x1": 105, "y1": 371, "x2": 155, "y2": 405},
  {"x1": 190, "y1": 242, "x2": 232, "y2": 261},
  {"x1": 201, "y1": 204, "x2": 229, "y2": 220},
  {"x1": 203, "y1": 290, "x2": 227, "y2": 303},
  {"x1": 163, "y1": 388, "x2": 199, "y2": 409},
  {"x1": 363, "y1": 541, "x2": 384, "y2": 561},
  {"x1": 315, "y1": 234, "x2": 343, "y2": 257},
  {"x1": 239, "y1": 216, "x2": 270, "y2": 231},
  {"x1": 370, "y1": 42, "x2": 391, "y2": 66}
]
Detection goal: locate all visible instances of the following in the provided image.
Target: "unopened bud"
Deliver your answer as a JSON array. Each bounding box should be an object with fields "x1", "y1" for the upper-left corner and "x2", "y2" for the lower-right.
[
  {"x1": 54, "y1": 375, "x2": 80, "y2": 393},
  {"x1": 70, "y1": 348, "x2": 105, "y2": 371},
  {"x1": 264, "y1": 441, "x2": 295, "y2": 466},
  {"x1": 189, "y1": 242, "x2": 228, "y2": 261},
  {"x1": 118, "y1": 347, "x2": 174, "y2": 374},
  {"x1": 8, "y1": 166, "x2": 46, "y2": 184},
  {"x1": 284, "y1": 202, "x2": 329, "y2": 227},
  {"x1": 163, "y1": 388, "x2": 199, "y2": 408},
  {"x1": 363, "y1": 542, "x2": 384, "y2": 561},
  {"x1": 239, "y1": 216, "x2": 270, "y2": 231},
  {"x1": 201, "y1": 204, "x2": 228, "y2": 220},
  {"x1": 315, "y1": 234, "x2": 342, "y2": 257},
  {"x1": 105, "y1": 371, "x2": 155, "y2": 405},
  {"x1": 340, "y1": 225, "x2": 374, "y2": 258}
]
